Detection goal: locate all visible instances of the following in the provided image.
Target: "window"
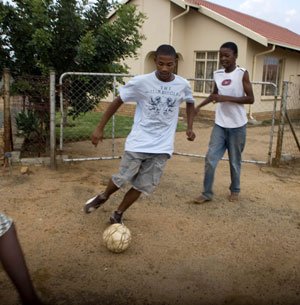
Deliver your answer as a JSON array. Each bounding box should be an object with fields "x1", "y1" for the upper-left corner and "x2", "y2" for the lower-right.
[
  {"x1": 194, "y1": 51, "x2": 219, "y2": 93},
  {"x1": 262, "y1": 56, "x2": 283, "y2": 96}
]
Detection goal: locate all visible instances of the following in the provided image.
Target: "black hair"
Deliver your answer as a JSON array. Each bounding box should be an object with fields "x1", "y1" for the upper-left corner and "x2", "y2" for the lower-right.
[
  {"x1": 155, "y1": 44, "x2": 177, "y2": 58},
  {"x1": 220, "y1": 42, "x2": 238, "y2": 55}
]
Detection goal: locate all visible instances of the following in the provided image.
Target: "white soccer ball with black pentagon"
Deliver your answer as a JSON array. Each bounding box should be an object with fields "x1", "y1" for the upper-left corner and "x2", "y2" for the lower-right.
[{"x1": 102, "y1": 223, "x2": 131, "y2": 253}]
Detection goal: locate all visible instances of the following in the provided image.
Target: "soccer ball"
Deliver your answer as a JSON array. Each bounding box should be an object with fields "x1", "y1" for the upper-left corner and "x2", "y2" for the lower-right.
[{"x1": 102, "y1": 223, "x2": 131, "y2": 253}]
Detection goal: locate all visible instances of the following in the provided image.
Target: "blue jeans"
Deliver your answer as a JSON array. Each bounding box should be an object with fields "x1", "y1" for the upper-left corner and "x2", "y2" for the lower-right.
[{"x1": 202, "y1": 124, "x2": 246, "y2": 199}]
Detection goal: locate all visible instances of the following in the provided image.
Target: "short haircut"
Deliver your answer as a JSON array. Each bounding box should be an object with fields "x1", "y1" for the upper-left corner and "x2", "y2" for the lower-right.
[
  {"x1": 220, "y1": 42, "x2": 238, "y2": 55},
  {"x1": 155, "y1": 44, "x2": 177, "y2": 58}
]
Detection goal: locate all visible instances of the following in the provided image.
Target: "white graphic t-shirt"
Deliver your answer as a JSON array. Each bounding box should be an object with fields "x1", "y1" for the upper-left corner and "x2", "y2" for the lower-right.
[{"x1": 119, "y1": 71, "x2": 194, "y2": 156}]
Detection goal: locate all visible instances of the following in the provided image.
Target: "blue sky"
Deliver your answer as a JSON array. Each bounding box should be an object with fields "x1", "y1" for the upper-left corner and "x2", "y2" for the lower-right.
[{"x1": 208, "y1": 0, "x2": 300, "y2": 34}]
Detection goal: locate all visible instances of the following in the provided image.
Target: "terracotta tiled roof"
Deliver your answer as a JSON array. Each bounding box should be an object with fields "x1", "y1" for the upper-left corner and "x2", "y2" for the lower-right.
[{"x1": 184, "y1": 0, "x2": 300, "y2": 51}]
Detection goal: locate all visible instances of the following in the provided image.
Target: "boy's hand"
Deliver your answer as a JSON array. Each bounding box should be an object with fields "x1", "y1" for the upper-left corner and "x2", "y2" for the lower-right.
[
  {"x1": 210, "y1": 94, "x2": 225, "y2": 103},
  {"x1": 91, "y1": 127, "x2": 104, "y2": 147},
  {"x1": 186, "y1": 129, "x2": 196, "y2": 141}
]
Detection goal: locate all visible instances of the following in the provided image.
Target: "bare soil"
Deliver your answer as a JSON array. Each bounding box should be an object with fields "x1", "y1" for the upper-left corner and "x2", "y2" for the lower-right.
[{"x1": 1, "y1": 122, "x2": 300, "y2": 305}]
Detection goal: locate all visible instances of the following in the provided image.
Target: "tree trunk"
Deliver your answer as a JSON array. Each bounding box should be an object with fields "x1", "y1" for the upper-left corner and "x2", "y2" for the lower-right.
[{"x1": 3, "y1": 68, "x2": 13, "y2": 153}]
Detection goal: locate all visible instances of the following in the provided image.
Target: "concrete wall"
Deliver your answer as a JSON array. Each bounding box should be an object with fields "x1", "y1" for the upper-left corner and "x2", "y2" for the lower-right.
[{"x1": 117, "y1": 0, "x2": 300, "y2": 118}]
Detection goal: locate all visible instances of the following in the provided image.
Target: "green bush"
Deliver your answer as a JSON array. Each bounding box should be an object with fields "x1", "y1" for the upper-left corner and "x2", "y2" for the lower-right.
[{"x1": 15, "y1": 110, "x2": 41, "y2": 139}]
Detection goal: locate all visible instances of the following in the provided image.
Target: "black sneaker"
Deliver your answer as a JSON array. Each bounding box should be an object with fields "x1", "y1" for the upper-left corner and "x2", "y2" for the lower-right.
[
  {"x1": 110, "y1": 211, "x2": 123, "y2": 224},
  {"x1": 84, "y1": 193, "x2": 107, "y2": 214}
]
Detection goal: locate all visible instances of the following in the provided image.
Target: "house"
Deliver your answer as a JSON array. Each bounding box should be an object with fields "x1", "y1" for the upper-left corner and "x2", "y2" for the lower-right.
[{"x1": 109, "y1": 0, "x2": 300, "y2": 121}]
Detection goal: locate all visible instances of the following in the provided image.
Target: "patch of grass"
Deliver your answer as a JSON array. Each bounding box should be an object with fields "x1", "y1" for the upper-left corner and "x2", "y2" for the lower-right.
[{"x1": 56, "y1": 112, "x2": 187, "y2": 142}]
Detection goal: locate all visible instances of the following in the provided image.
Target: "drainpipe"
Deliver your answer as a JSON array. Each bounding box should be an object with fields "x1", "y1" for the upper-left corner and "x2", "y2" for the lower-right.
[
  {"x1": 170, "y1": 5, "x2": 190, "y2": 45},
  {"x1": 249, "y1": 44, "x2": 276, "y2": 121}
]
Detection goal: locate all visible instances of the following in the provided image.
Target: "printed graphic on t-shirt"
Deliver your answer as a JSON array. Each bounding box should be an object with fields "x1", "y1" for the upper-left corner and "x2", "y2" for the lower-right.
[
  {"x1": 146, "y1": 85, "x2": 180, "y2": 119},
  {"x1": 221, "y1": 79, "x2": 232, "y2": 86},
  {"x1": 149, "y1": 96, "x2": 162, "y2": 114},
  {"x1": 148, "y1": 96, "x2": 176, "y2": 116},
  {"x1": 164, "y1": 97, "x2": 176, "y2": 115}
]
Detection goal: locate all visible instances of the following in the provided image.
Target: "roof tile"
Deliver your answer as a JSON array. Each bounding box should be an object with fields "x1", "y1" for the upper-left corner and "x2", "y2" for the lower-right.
[{"x1": 185, "y1": 0, "x2": 300, "y2": 50}]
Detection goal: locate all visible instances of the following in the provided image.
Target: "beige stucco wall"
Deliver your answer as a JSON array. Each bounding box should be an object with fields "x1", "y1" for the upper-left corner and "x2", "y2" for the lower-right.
[
  {"x1": 174, "y1": 9, "x2": 248, "y2": 79},
  {"x1": 116, "y1": 0, "x2": 300, "y2": 118},
  {"x1": 244, "y1": 41, "x2": 300, "y2": 113},
  {"x1": 121, "y1": 1, "x2": 300, "y2": 81},
  {"x1": 121, "y1": 0, "x2": 173, "y2": 75},
  {"x1": 170, "y1": 9, "x2": 251, "y2": 110}
]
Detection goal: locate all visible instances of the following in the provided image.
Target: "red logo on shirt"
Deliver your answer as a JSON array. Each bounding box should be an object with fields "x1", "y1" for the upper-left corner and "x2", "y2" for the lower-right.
[{"x1": 222, "y1": 79, "x2": 231, "y2": 86}]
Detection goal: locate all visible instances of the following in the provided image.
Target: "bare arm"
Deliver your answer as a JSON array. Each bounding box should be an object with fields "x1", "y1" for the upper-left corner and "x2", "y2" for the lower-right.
[
  {"x1": 186, "y1": 102, "x2": 196, "y2": 141},
  {"x1": 194, "y1": 83, "x2": 218, "y2": 115},
  {"x1": 91, "y1": 96, "x2": 123, "y2": 147}
]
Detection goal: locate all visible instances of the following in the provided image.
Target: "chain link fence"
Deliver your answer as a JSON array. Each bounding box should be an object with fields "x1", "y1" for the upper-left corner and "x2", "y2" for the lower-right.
[
  {"x1": 177, "y1": 79, "x2": 279, "y2": 165},
  {"x1": 1, "y1": 70, "x2": 299, "y2": 168},
  {"x1": 58, "y1": 72, "x2": 134, "y2": 161},
  {"x1": 1, "y1": 70, "x2": 51, "y2": 167},
  {"x1": 15, "y1": 75, "x2": 50, "y2": 158},
  {"x1": 58, "y1": 73, "x2": 285, "y2": 165},
  {"x1": 273, "y1": 81, "x2": 300, "y2": 164}
]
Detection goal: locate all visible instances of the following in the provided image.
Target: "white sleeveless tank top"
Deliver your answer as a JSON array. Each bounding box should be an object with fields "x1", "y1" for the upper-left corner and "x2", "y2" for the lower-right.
[{"x1": 214, "y1": 67, "x2": 248, "y2": 128}]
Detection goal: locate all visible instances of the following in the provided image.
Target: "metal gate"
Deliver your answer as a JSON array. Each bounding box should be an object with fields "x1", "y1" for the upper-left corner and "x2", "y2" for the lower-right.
[{"x1": 58, "y1": 72, "x2": 284, "y2": 165}]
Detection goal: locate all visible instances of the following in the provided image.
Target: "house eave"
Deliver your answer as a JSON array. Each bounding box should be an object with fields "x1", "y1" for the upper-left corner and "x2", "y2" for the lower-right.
[
  {"x1": 107, "y1": 0, "x2": 131, "y2": 19},
  {"x1": 198, "y1": 6, "x2": 269, "y2": 47},
  {"x1": 170, "y1": 0, "x2": 186, "y2": 9},
  {"x1": 268, "y1": 40, "x2": 300, "y2": 52}
]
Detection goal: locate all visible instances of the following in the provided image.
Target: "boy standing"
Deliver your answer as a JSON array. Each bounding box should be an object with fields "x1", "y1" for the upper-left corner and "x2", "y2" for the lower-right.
[
  {"x1": 84, "y1": 44, "x2": 195, "y2": 224},
  {"x1": 194, "y1": 41, "x2": 254, "y2": 203}
]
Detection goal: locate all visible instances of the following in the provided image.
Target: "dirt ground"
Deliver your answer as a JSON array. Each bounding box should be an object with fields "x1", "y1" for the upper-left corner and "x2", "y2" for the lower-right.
[{"x1": 0, "y1": 122, "x2": 300, "y2": 305}]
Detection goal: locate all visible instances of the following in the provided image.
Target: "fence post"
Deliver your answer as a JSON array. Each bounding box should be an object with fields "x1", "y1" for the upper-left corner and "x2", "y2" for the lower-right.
[
  {"x1": 3, "y1": 68, "x2": 13, "y2": 157},
  {"x1": 267, "y1": 84, "x2": 278, "y2": 165},
  {"x1": 49, "y1": 70, "x2": 56, "y2": 169},
  {"x1": 273, "y1": 81, "x2": 288, "y2": 166}
]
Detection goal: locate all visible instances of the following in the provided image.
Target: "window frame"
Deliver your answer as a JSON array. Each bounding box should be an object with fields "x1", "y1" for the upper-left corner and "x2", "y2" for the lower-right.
[
  {"x1": 261, "y1": 56, "x2": 284, "y2": 97},
  {"x1": 193, "y1": 50, "x2": 219, "y2": 94}
]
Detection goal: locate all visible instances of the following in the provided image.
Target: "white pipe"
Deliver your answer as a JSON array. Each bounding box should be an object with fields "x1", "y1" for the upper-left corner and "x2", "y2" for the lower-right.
[
  {"x1": 174, "y1": 152, "x2": 267, "y2": 165},
  {"x1": 63, "y1": 156, "x2": 122, "y2": 162},
  {"x1": 170, "y1": 5, "x2": 190, "y2": 44},
  {"x1": 249, "y1": 44, "x2": 276, "y2": 120}
]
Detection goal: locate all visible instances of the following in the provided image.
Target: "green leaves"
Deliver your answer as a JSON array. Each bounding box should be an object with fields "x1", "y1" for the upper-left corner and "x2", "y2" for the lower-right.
[
  {"x1": 1, "y1": 0, "x2": 146, "y2": 121},
  {"x1": 15, "y1": 110, "x2": 41, "y2": 139},
  {"x1": 0, "y1": 0, "x2": 145, "y2": 76}
]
